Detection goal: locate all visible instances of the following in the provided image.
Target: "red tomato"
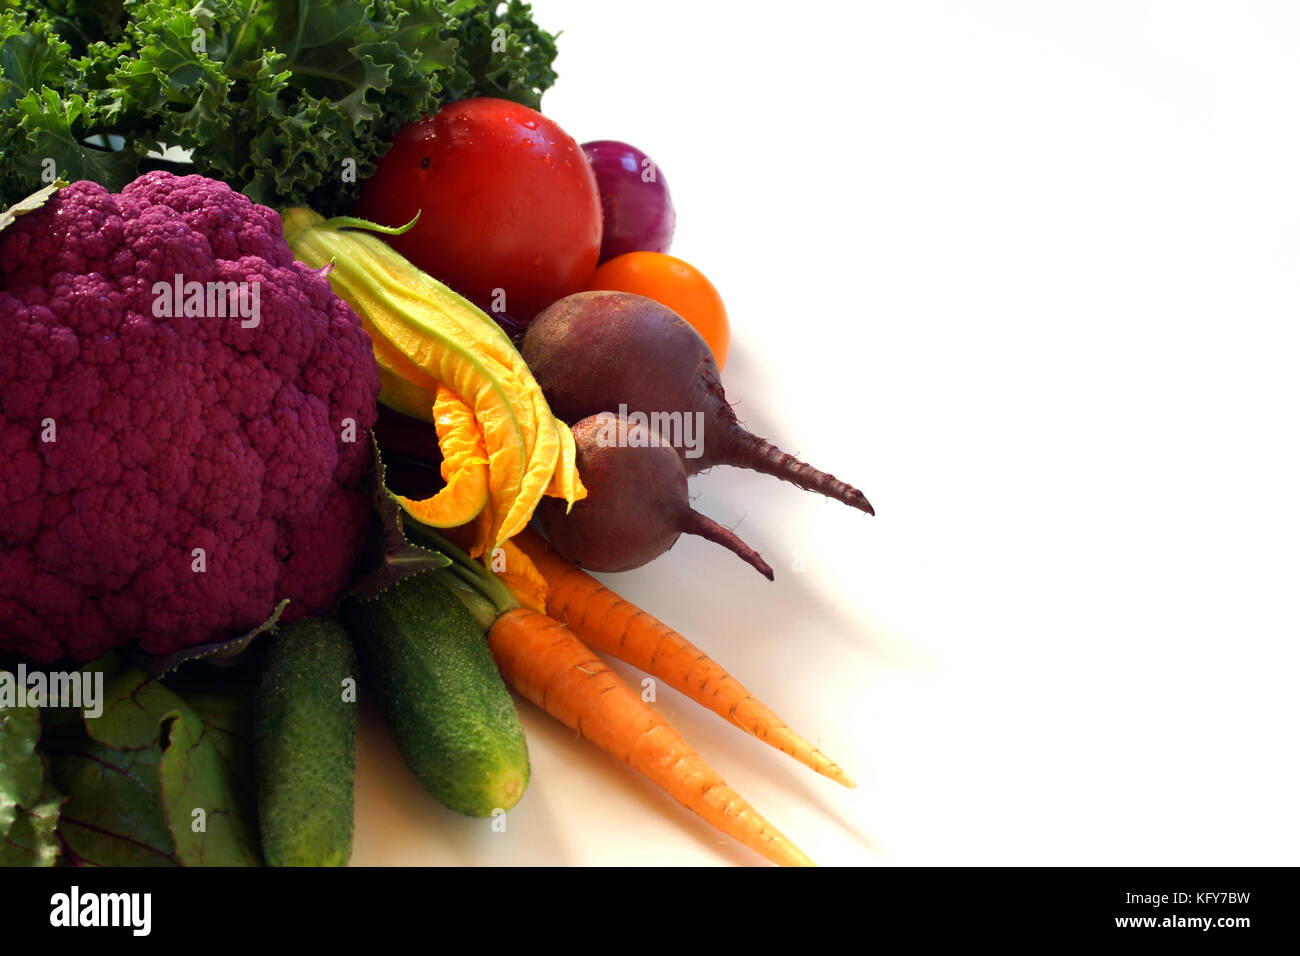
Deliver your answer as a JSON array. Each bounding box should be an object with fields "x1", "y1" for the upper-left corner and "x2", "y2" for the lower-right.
[
  {"x1": 352, "y1": 98, "x2": 602, "y2": 322},
  {"x1": 587, "y1": 252, "x2": 731, "y2": 369}
]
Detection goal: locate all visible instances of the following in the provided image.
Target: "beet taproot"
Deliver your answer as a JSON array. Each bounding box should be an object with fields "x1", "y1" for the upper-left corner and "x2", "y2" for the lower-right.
[
  {"x1": 536, "y1": 413, "x2": 773, "y2": 579},
  {"x1": 522, "y1": 291, "x2": 873, "y2": 515}
]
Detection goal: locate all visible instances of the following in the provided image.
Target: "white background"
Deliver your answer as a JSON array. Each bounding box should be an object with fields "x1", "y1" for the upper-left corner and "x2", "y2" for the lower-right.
[{"x1": 352, "y1": 0, "x2": 1300, "y2": 865}]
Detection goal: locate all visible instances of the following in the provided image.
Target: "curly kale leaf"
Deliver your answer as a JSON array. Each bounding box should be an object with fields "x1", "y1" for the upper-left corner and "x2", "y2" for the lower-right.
[
  {"x1": 0, "y1": 8, "x2": 138, "y2": 201},
  {"x1": 0, "y1": 0, "x2": 560, "y2": 210},
  {"x1": 7, "y1": 88, "x2": 150, "y2": 193},
  {"x1": 445, "y1": 0, "x2": 558, "y2": 108}
]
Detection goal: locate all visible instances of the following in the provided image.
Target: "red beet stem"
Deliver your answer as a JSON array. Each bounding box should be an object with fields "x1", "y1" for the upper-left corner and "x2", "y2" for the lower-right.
[
  {"x1": 681, "y1": 510, "x2": 775, "y2": 580},
  {"x1": 708, "y1": 420, "x2": 875, "y2": 516}
]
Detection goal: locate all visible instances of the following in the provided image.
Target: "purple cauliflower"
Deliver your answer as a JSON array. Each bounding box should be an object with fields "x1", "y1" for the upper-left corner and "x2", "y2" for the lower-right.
[{"x1": 0, "y1": 172, "x2": 380, "y2": 664}]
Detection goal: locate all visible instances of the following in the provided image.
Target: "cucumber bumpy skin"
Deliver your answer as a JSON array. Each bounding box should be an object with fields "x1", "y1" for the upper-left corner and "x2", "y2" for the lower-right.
[
  {"x1": 342, "y1": 574, "x2": 530, "y2": 818},
  {"x1": 254, "y1": 617, "x2": 359, "y2": 867}
]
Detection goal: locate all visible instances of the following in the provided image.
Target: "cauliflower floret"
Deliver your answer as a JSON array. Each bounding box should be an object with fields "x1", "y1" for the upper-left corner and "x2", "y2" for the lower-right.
[{"x1": 0, "y1": 172, "x2": 379, "y2": 663}]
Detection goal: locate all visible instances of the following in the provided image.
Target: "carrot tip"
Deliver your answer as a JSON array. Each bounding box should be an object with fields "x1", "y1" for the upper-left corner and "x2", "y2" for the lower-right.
[
  {"x1": 809, "y1": 753, "x2": 857, "y2": 788},
  {"x1": 782, "y1": 846, "x2": 819, "y2": 867},
  {"x1": 807, "y1": 757, "x2": 856, "y2": 788}
]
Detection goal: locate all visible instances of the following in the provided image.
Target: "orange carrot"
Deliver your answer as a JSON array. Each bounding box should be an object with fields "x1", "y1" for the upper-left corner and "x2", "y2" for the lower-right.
[
  {"x1": 511, "y1": 528, "x2": 854, "y2": 788},
  {"x1": 487, "y1": 606, "x2": 815, "y2": 866}
]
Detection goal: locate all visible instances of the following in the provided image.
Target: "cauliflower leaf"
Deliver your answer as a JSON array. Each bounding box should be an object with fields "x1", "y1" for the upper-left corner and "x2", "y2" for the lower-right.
[
  {"x1": 0, "y1": 701, "x2": 44, "y2": 839},
  {"x1": 49, "y1": 655, "x2": 262, "y2": 866}
]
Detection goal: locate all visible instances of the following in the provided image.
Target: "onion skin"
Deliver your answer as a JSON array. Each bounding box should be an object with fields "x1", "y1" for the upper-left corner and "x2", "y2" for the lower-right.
[{"x1": 582, "y1": 140, "x2": 677, "y2": 263}]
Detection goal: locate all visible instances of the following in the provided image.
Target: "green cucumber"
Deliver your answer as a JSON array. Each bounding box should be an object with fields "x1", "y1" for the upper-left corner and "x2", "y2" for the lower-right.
[
  {"x1": 254, "y1": 617, "x2": 358, "y2": 867},
  {"x1": 342, "y1": 573, "x2": 529, "y2": 817}
]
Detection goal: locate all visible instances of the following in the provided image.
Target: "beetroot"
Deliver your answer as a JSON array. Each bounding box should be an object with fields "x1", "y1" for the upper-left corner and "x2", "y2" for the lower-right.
[
  {"x1": 536, "y1": 414, "x2": 773, "y2": 579},
  {"x1": 522, "y1": 291, "x2": 873, "y2": 515}
]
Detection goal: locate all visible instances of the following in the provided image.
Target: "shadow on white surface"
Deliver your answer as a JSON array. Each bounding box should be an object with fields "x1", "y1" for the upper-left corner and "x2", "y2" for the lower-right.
[{"x1": 351, "y1": 703, "x2": 578, "y2": 866}]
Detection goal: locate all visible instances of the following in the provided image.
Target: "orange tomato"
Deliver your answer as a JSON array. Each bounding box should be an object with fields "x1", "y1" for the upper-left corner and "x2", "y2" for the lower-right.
[{"x1": 585, "y1": 252, "x2": 731, "y2": 369}]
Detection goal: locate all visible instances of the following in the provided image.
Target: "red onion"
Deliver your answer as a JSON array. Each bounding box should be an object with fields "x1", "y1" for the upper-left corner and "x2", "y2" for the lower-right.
[{"x1": 581, "y1": 140, "x2": 676, "y2": 264}]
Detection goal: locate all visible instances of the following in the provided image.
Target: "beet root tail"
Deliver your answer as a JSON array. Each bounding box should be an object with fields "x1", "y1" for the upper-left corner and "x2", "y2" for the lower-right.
[
  {"x1": 712, "y1": 424, "x2": 875, "y2": 516},
  {"x1": 682, "y1": 510, "x2": 775, "y2": 580}
]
